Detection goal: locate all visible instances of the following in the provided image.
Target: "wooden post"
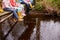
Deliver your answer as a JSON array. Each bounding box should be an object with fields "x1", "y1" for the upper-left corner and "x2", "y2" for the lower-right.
[{"x1": 36, "y1": 18, "x2": 40, "y2": 40}]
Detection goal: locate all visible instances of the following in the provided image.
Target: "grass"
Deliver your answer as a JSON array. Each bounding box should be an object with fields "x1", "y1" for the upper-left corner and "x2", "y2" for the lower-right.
[{"x1": 34, "y1": 0, "x2": 60, "y2": 11}]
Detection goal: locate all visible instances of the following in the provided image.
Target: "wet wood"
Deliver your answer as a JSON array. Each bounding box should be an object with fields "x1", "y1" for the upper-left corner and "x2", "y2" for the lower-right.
[
  {"x1": 36, "y1": 18, "x2": 40, "y2": 40},
  {"x1": 18, "y1": 17, "x2": 36, "y2": 40},
  {"x1": 3, "y1": 21, "x2": 18, "y2": 40},
  {"x1": 0, "y1": 10, "x2": 59, "y2": 40},
  {"x1": 0, "y1": 12, "x2": 10, "y2": 16},
  {"x1": 0, "y1": 23, "x2": 4, "y2": 40},
  {"x1": 0, "y1": 13, "x2": 13, "y2": 23}
]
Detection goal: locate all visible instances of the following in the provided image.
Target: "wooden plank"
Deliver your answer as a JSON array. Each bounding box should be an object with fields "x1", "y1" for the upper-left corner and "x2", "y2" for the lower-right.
[
  {"x1": 0, "y1": 13, "x2": 13, "y2": 23},
  {"x1": 3, "y1": 21, "x2": 18, "y2": 40},
  {"x1": 0, "y1": 12, "x2": 10, "y2": 16},
  {"x1": 36, "y1": 18, "x2": 40, "y2": 40}
]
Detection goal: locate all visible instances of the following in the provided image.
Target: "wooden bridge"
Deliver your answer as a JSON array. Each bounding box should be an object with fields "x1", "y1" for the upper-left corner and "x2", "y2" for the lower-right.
[
  {"x1": 0, "y1": 0, "x2": 60, "y2": 40},
  {"x1": 0, "y1": 11, "x2": 40, "y2": 40},
  {"x1": 0, "y1": 11, "x2": 54, "y2": 40},
  {"x1": 0, "y1": 10, "x2": 60, "y2": 40}
]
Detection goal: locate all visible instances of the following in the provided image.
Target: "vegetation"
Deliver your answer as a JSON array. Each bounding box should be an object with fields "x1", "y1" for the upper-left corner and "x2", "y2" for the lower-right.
[
  {"x1": 34, "y1": 0, "x2": 60, "y2": 13},
  {"x1": 34, "y1": 1, "x2": 45, "y2": 11}
]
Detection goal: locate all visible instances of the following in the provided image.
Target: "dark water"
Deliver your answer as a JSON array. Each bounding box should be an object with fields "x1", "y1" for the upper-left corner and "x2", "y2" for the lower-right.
[{"x1": 1, "y1": 15, "x2": 60, "y2": 40}]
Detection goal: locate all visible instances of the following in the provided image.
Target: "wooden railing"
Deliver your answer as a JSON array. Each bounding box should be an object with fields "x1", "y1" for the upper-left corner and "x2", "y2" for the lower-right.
[
  {"x1": 0, "y1": 12, "x2": 18, "y2": 40},
  {"x1": 0, "y1": 12, "x2": 13, "y2": 23},
  {"x1": 0, "y1": 11, "x2": 51, "y2": 40}
]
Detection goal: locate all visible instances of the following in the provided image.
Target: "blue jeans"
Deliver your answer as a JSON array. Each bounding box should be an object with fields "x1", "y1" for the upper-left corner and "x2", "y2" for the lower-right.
[
  {"x1": 20, "y1": 1, "x2": 31, "y2": 14},
  {"x1": 3, "y1": 8, "x2": 18, "y2": 19},
  {"x1": 20, "y1": 1, "x2": 30, "y2": 7}
]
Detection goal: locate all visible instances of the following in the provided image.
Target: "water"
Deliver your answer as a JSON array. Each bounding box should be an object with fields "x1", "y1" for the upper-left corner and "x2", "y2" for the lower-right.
[
  {"x1": 1, "y1": 15, "x2": 60, "y2": 40},
  {"x1": 40, "y1": 17, "x2": 60, "y2": 40}
]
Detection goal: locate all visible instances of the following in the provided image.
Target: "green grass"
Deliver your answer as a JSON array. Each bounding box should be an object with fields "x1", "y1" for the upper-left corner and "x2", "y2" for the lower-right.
[
  {"x1": 34, "y1": 1, "x2": 45, "y2": 11},
  {"x1": 35, "y1": 0, "x2": 60, "y2": 11}
]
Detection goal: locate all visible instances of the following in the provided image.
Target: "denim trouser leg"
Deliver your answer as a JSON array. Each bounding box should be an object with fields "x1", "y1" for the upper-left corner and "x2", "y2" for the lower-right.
[
  {"x1": 21, "y1": 2, "x2": 31, "y2": 14},
  {"x1": 3, "y1": 8, "x2": 18, "y2": 19},
  {"x1": 12, "y1": 10, "x2": 18, "y2": 19},
  {"x1": 21, "y1": 1, "x2": 30, "y2": 7}
]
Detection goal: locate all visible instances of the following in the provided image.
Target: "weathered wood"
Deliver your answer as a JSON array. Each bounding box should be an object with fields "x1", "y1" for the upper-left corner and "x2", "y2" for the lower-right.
[
  {"x1": 0, "y1": 12, "x2": 10, "y2": 16},
  {"x1": 0, "y1": 23, "x2": 4, "y2": 40},
  {"x1": 3, "y1": 21, "x2": 18, "y2": 40},
  {"x1": 0, "y1": 13, "x2": 13, "y2": 23},
  {"x1": 36, "y1": 18, "x2": 40, "y2": 40}
]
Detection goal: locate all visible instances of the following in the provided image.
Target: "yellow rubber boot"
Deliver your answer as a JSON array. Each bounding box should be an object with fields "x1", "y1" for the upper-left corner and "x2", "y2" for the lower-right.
[
  {"x1": 30, "y1": 3, "x2": 33, "y2": 9},
  {"x1": 0, "y1": 1, "x2": 3, "y2": 13},
  {"x1": 18, "y1": 12, "x2": 24, "y2": 21},
  {"x1": 0, "y1": 7, "x2": 3, "y2": 13}
]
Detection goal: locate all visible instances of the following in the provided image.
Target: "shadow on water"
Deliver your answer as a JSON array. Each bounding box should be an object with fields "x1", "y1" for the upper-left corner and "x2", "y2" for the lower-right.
[
  {"x1": 18, "y1": 15, "x2": 36, "y2": 40},
  {"x1": 18, "y1": 15, "x2": 60, "y2": 40},
  {"x1": 1, "y1": 14, "x2": 60, "y2": 40}
]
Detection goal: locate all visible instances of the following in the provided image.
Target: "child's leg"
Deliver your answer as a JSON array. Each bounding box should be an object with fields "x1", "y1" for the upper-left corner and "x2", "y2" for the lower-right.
[
  {"x1": 3, "y1": 8, "x2": 12, "y2": 12},
  {"x1": 25, "y1": 4, "x2": 31, "y2": 14},
  {"x1": 3, "y1": 8, "x2": 18, "y2": 19},
  {"x1": 16, "y1": 7, "x2": 24, "y2": 21},
  {"x1": 12, "y1": 10, "x2": 18, "y2": 19},
  {"x1": 20, "y1": 1, "x2": 26, "y2": 4},
  {"x1": 21, "y1": 7, "x2": 26, "y2": 16},
  {"x1": 18, "y1": 11, "x2": 24, "y2": 21},
  {"x1": 20, "y1": 1, "x2": 31, "y2": 14}
]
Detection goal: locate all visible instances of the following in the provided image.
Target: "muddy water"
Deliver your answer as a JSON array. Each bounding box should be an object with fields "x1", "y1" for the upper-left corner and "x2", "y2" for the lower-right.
[
  {"x1": 19, "y1": 16, "x2": 60, "y2": 40},
  {"x1": 40, "y1": 16, "x2": 60, "y2": 40},
  {"x1": 1, "y1": 15, "x2": 60, "y2": 40}
]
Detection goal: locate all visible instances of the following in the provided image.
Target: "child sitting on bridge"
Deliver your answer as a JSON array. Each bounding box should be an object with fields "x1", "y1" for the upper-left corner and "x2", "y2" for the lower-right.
[
  {"x1": 20, "y1": 0, "x2": 34, "y2": 14},
  {"x1": 10, "y1": 0, "x2": 26, "y2": 21},
  {"x1": 2, "y1": 0, "x2": 19, "y2": 21}
]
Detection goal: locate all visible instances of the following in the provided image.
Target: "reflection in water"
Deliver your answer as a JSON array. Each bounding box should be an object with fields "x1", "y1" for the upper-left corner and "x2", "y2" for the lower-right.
[
  {"x1": 40, "y1": 20, "x2": 60, "y2": 40},
  {"x1": 18, "y1": 16, "x2": 36, "y2": 40},
  {"x1": 40, "y1": 16, "x2": 60, "y2": 40},
  {"x1": 30, "y1": 27, "x2": 36, "y2": 40},
  {"x1": 19, "y1": 16, "x2": 60, "y2": 40},
  {"x1": 1, "y1": 15, "x2": 60, "y2": 40}
]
